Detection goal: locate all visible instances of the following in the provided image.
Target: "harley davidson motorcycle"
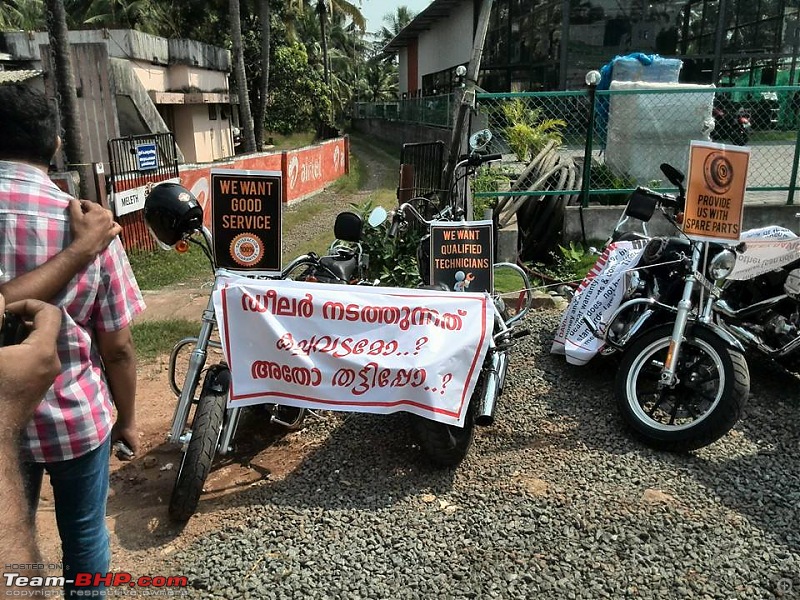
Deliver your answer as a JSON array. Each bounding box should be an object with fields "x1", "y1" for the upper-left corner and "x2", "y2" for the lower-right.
[
  {"x1": 554, "y1": 163, "x2": 756, "y2": 451},
  {"x1": 143, "y1": 182, "x2": 379, "y2": 521},
  {"x1": 382, "y1": 129, "x2": 534, "y2": 466}
]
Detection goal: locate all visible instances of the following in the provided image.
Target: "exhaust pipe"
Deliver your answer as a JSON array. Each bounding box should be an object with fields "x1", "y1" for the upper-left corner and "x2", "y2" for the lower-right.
[{"x1": 475, "y1": 351, "x2": 508, "y2": 426}]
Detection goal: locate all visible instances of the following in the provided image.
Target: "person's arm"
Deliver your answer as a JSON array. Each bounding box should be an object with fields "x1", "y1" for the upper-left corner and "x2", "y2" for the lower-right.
[
  {"x1": 0, "y1": 297, "x2": 62, "y2": 571},
  {"x1": 95, "y1": 327, "x2": 139, "y2": 456},
  {"x1": 0, "y1": 200, "x2": 121, "y2": 304}
]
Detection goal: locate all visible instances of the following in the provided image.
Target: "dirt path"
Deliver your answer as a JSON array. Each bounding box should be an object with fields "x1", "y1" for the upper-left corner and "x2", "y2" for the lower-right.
[{"x1": 32, "y1": 135, "x2": 399, "y2": 576}]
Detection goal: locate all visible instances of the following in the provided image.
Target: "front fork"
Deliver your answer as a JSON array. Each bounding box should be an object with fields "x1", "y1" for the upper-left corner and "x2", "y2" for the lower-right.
[
  {"x1": 661, "y1": 243, "x2": 704, "y2": 386},
  {"x1": 167, "y1": 292, "x2": 241, "y2": 456}
]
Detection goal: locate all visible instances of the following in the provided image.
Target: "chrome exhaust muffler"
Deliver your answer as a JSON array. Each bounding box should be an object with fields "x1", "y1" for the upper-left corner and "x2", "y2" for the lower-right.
[{"x1": 475, "y1": 350, "x2": 508, "y2": 426}]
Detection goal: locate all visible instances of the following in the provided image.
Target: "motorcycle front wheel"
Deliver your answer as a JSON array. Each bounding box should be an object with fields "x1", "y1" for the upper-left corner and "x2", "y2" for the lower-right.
[
  {"x1": 168, "y1": 389, "x2": 227, "y2": 522},
  {"x1": 615, "y1": 325, "x2": 749, "y2": 452}
]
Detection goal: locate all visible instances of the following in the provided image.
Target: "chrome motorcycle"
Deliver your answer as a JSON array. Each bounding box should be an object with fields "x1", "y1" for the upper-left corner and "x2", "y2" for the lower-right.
[
  {"x1": 383, "y1": 130, "x2": 533, "y2": 466},
  {"x1": 555, "y1": 164, "x2": 751, "y2": 451}
]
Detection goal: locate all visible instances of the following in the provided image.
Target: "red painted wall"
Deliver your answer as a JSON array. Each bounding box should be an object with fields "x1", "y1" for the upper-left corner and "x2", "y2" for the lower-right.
[{"x1": 156, "y1": 137, "x2": 349, "y2": 233}]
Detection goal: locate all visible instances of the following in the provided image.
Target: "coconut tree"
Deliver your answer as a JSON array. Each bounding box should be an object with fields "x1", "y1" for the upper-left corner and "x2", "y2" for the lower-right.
[
  {"x1": 44, "y1": 0, "x2": 89, "y2": 196},
  {"x1": 376, "y1": 5, "x2": 415, "y2": 59},
  {"x1": 252, "y1": 0, "x2": 271, "y2": 148},
  {"x1": 0, "y1": 0, "x2": 45, "y2": 30},
  {"x1": 230, "y1": 0, "x2": 257, "y2": 152},
  {"x1": 316, "y1": 0, "x2": 365, "y2": 84}
]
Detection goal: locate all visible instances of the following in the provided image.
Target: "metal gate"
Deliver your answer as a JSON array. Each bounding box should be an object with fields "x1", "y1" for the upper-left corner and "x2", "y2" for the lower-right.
[
  {"x1": 107, "y1": 132, "x2": 180, "y2": 253},
  {"x1": 398, "y1": 140, "x2": 446, "y2": 202}
]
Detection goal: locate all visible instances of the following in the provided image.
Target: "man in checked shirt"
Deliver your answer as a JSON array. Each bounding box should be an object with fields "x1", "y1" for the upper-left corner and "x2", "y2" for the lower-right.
[{"x1": 0, "y1": 83, "x2": 146, "y2": 597}]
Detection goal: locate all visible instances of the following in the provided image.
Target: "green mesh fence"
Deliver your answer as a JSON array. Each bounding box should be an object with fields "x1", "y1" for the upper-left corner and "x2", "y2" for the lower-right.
[
  {"x1": 474, "y1": 85, "x2": 800, "y2": 206},
  {"x1": 354, "y1": 94, "x2": 455, "y2": 128}
]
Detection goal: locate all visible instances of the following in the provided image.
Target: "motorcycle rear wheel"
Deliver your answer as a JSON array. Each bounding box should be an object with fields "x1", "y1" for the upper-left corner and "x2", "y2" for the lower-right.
[
  {"x1": 168, "y1": 389, "x2": 226, "y2": 522},
  {"x1": 410, "y1": 397, "x2": 476, "y2": 468},
  {"x1": 615, "y1": 325, "x2": 749, "y2": 452}
]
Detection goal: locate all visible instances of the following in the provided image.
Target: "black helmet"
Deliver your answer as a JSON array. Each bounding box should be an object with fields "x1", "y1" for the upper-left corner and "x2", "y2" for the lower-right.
[{"x1": 144, "y1": 182, "x2": 204, "y2": 247}]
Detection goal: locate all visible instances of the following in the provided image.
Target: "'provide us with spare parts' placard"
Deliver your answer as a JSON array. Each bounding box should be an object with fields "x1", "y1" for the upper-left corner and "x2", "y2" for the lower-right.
[
  {"x1": 682, "y1": 140, "x2": 750, "y2": 243},
  {"x1": 211, "y1": 169, "x2": 282, "y2": 274}
]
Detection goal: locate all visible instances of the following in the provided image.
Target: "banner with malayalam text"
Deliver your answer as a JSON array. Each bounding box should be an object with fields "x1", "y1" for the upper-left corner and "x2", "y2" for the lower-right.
[{"x1": 212, "y1": 275, "x2": 493, "y2": 427}]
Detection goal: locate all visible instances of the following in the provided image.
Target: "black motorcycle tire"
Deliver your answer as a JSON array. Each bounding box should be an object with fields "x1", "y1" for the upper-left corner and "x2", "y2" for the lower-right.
[
  {"x1": 168, "y1": 389, "x2": 226, "y2": 522},
  {"x1": 615, "y1": 324, "x2": 749, "y2": 452},
  {"x1": 410, "y1": 385, "x2": 478, "y2": 468}
]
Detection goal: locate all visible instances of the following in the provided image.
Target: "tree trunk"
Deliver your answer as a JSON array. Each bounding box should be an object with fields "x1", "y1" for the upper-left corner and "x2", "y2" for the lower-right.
[
  {"x1": 317, "y1": 1, "x2": 330, "y2": 85},
  {"x1": 230, "y1": 0, "x2": 257, "y2": 152},
  {"x1": 253, "y1": 0, "x2": 271, "y2": 148},
  {"x1": 44, "y1": 0, "x2": 89, "y2": 198}
]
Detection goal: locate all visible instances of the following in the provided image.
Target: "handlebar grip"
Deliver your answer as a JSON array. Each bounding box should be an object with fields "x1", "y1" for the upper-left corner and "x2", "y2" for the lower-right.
[
  {"x1": 481, "y1": 153, "x2": 503, "y2": 163},
  {"x1": 388, "y1": 215, "x2": 401, "y2": 238}
]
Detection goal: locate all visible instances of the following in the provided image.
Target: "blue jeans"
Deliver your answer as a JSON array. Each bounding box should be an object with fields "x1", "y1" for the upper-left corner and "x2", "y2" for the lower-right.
[{"x1": 22, "y1": 436, "x2": 111, "y2": 598}]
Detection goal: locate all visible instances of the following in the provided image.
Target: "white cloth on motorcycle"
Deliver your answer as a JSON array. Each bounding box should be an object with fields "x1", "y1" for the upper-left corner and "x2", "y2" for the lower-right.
[
  {"x1": 552, "y1": 226, "x2": 799, "y2": 365},
  {"x1": 552, "y1": 241, "x2": 647, "y2": 365}
]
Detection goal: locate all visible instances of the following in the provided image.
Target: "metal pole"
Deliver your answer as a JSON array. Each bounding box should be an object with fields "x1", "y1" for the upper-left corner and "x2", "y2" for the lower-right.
[
  {"x1": 712, "y1": 0, "x2": 728, "y2": 84},
  {"x1": 443, "y1": 0, "x2": 494, "y2": 206},
  {"x1": 581, "y1": 82, "x2": 598, "y2": 209},
  {"x1": 788, "y1": 125, "x2": 800, "y2": 205}
]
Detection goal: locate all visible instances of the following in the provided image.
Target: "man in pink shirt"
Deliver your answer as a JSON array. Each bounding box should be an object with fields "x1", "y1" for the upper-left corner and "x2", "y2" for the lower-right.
[{"x1": 0, "y1": 83, "x2": 146, "y2": 597}]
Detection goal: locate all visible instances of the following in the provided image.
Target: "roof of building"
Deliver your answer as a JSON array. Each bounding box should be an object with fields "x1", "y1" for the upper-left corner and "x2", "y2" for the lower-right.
[
  {"x1": 0, "y1": 69, "x2": 43, "y2": 85},
  {"x1": 384, "y1": 0, "x2": 466, "y2": 53}
]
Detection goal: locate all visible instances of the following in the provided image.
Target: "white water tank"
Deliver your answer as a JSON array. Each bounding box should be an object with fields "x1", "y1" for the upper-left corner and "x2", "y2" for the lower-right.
[{"x1": 605, "y1": 81, "x2": 715, "y2": 185}]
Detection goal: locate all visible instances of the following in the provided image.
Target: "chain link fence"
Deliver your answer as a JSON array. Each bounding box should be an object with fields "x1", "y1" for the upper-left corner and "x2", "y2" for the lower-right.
[
  {"x1": 474, "y1": 85, "x2": 800, "y2": 207},
  {"x1": 354, "y1": 93, "x2": 455, "y2": 129}
]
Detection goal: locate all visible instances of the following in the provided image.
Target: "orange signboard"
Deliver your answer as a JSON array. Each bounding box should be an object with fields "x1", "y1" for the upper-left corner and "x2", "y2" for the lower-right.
[{"x1": 682, "y1": 140, "x2": 750, "y2": 243}]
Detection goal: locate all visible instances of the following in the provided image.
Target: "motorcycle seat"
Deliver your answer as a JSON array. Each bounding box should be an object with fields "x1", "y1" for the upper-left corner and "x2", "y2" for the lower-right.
[{"x1": 320, "y1": 254, "x2": 357, "y2": 282}]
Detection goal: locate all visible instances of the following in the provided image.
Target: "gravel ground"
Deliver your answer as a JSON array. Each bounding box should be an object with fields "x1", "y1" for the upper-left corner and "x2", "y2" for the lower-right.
[{"x1": 166, "y1": 309, "x2": 800, "y2": 599}]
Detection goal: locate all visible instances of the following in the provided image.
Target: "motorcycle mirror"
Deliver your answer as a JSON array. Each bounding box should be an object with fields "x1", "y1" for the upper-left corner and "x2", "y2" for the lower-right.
[
  {"x1": 493, "y1": 263, "x2": 530, "y2": 321},
  {"x1": 469, "y1": 129, "x2": 492, "y2": 151},
  {"x1": 660, "y1": 163, "x2": 685, "y2": 187},
  {"x1": 367, "y1": 206, "x2": 388, "y2": 228}
]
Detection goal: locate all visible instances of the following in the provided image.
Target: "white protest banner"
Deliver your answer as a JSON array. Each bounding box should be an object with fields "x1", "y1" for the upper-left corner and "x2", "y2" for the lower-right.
[
  {"x1": 212, "y1": 274, "x2": 492, "y2": 427},
  {"x1": 551, "y1": 240, "x2": 647, "y2": 365},
  {"x1": 727, "y1": 226, "x2": 800, "y2": 281}
]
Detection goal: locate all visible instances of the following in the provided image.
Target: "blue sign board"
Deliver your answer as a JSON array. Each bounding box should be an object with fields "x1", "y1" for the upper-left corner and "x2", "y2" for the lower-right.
[{"x1": 135, "y1": 143, "x2": 159, "y2": 171}]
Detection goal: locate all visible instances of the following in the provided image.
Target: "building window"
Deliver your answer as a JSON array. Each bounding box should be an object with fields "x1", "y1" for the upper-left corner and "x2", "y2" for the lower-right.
[{"x1": 209, "y1": 105, "x2": 218, "y2": 120}]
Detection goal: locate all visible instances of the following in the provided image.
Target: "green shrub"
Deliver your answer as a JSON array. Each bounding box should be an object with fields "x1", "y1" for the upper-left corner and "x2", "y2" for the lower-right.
[{"x1": 500, "y1": 99, "x2": 566, "y2": 162}]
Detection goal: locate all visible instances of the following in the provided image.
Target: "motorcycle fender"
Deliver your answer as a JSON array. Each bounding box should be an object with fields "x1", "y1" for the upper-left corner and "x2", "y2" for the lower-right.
[
  {"x1": 687, "y1": 322, "x2": 745, "y2": 353},
  {"x1": 202, "y1": 363, "x2": 231, "y2": 395}
]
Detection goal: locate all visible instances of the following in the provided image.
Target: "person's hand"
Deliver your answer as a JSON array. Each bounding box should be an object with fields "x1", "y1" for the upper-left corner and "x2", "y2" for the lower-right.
[
  {"x1": 0, "y1": 296, "x2": 62, "y2": 435},
  {"x1": 68, "y1": 199, "x2": 122, "y2": 261},
  {"x1": 111, "y1": 420, "x2": 140, "y2": 458}
]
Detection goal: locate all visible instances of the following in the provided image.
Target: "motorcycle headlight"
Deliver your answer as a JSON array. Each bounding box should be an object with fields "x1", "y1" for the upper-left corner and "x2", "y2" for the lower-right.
[{"x1": 708, "y1": 249, "x2": 736, "y2": 280}]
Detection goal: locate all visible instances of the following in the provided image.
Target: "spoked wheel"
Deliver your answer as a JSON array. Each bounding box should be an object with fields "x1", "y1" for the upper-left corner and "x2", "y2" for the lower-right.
[
  {"x1": 615, "y1": 325, "x2": 749, "y2": 452},
  {"x1": 168, "y1": 390, "x2": 226, "y2": 522}
]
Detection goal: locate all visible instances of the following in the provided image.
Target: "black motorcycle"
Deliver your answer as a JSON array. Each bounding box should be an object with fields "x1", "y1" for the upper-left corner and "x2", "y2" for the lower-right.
[
  {"x1": 556, "y1": 164, "x2": 751, "y2": 451},
  {"x1": 143, "y1": 183, "x2": 379, "y2": 521}
]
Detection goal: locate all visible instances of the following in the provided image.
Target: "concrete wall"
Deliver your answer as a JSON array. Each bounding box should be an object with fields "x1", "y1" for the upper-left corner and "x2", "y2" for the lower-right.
[
  {"x1": 0, "y1": 30, "x2": 229, "y2": 71},
  {"x1": 168, "y1": 64, "x2": 229, "y2": 93},
  {"x1": 563, "y1": 203, "x2": 800, "y2": 243},
  {"x1": 399, "y1": 51, "x2": 409, "y2": 95},
  {"x1": 416, "y1": 2, "x2": 473, "y2": 89}
]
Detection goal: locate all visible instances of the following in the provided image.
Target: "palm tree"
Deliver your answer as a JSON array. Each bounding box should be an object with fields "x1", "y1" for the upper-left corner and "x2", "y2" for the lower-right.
[
  {"x1": 253, "y1": 0, "x2": 271, "y2": 149},
  {"x1": 376, "y1": 5, "x2": 415, "y2": 58},
  {"x1": 363, "y1": 58, "x2": 398, "y2": 102},
  {"x1": 0, "y1": 0, "x2": 45, "y2": 30},
  {"x1": 44, "y1": 0, "x2": 88, "y2": 196},
  {"x1": 230, "y1": 0, "x2": 256, "y2": 152},
  {"x1": 312, "y1": 0, "x2": 365, "y2": 85}
]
